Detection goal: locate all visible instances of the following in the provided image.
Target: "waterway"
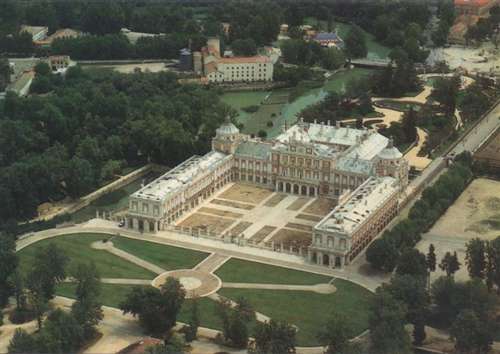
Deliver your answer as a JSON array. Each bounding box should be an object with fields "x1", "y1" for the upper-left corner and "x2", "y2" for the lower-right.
[{"x1": 220, "y1": 68, "x2": 375, "y2": 138}]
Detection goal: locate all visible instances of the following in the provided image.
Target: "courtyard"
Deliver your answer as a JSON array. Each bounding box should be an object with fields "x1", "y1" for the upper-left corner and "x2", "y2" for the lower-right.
[
  {"x1": 417, "y1": 178, "x2": 500, "y2": 282},
  {"x1": 10, "y1": 232, "x2": 373, "y2": 350},
  {"x1": 176, "y1": 183, "x2": 336, "y2": 251}
]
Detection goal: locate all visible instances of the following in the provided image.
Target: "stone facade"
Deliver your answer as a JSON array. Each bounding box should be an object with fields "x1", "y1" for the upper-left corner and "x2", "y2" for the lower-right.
[{"x1": 126, "y1": 119, "x2": 409, "y2": 268}]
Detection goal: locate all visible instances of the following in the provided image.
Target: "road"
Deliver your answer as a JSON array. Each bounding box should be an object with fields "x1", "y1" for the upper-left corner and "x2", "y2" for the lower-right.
[{"x1": 404, "y1": 99, "x2": 500, "y2": 200}]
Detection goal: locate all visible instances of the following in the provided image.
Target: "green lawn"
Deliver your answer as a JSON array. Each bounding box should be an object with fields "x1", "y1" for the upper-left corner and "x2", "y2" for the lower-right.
[
  {"x1": 111, "y1": 236, "x2": 209, "y2": 271},
  {"x1": 56, "y1": 283, "x2": 224, "y2": 331},
  {"x1": 219, "y1": 278, "x2": 373, "y2": 346},
  {"x1": 215, "y1": 258, "x2": 333, "y2": 285},
  {"x1": 18, "y1": 233, "x2": 156, "y2": 279}
]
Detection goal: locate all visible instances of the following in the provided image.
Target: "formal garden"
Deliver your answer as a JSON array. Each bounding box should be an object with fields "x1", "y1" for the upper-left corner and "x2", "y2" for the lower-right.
[{"x1": 16, "y1": 233, "x2": 373, "y2": 347}]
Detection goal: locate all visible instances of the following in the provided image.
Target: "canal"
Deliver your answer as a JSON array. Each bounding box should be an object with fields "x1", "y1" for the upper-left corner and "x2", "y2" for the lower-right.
[{"x1": 220, "y1": 67, "x2": 375, "y2": 138}]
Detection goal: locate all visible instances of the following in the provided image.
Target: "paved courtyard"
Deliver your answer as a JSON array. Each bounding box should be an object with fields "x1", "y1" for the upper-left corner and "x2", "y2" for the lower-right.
[
  {"x1": 176, "y1": 183, "x2": 336, "y2": 250},
  {"x1": 417, "y1": 178, "x2": 500, "y2": 282}
]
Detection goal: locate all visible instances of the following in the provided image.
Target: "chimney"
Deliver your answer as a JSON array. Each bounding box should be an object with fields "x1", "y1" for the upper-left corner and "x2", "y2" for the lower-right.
[
  {"x1": 314, "y1": 119, "x2": 317, "y2": 124},
  {"x1": 336, "y1": 120, "x2": 340, "y2": 128},
  {"x1": 327, "y1": 120, "x2": 331, "y2": 126}
]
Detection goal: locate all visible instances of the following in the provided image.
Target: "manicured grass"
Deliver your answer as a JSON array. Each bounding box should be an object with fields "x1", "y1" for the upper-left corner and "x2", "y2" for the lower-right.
[
  {"x1": 56, "y1": 283, "x2": 225, "y2": 331},
  {"x1": 111, "y1": 237, "x2": 209, "y2": 270},
  {"x1": 18, "y1": 233, "x2": 156, "y2": 279},
  {"x1": 219, "y1": 278, "x2": 373, "y2": 346},
  {"x1": 215, "y1": 258, "x2": 332, "y2": 285}
]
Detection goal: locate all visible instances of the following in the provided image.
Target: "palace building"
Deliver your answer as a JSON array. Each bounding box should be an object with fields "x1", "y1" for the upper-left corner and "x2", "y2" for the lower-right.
[{"x1": 127, "y1": 119, "x2": 408, "y2": 267}]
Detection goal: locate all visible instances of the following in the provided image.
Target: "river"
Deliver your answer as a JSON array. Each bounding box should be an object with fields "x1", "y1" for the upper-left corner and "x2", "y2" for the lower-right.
[{"x1": 220, "y1": 68, "x2": 375, "y2": 138}]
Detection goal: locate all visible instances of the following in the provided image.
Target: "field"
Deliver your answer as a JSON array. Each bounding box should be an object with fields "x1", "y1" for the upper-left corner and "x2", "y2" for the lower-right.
[
  {"x1": 215, "y1": 258, "x2": 332, "y2": 285},
  {"x1": 111, "y1": 237, "x2": 209, "y2": 271},
  {"x1": 219, "y1": 280, "x2": 372, "y2": 346},
  {"x1": 179, "y1": 213, "x2": 236, "y2": 233},
  {"x1": 429, "y1": 178, "x2": 500, "y2": 240},
  {"x1": 419, "y1": 178, "x2": 500, "y2": 282},
  {"x1": 219, "y1": 184, "x2": 273, "y2": 204}
]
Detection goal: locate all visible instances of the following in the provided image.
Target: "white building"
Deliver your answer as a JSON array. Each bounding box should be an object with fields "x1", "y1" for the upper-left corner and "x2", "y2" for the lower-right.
[
  {"x1": 206, "y1": 56, "x2": 273, "y2": 83},
  {"x1": 127, "y1": 119, "x2": 408, "y2": 268}
]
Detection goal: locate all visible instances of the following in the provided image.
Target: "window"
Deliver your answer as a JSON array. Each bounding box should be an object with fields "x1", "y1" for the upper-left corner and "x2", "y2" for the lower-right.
[
  {"x1": 315, "y1": 235, "x2": 322, "y2": 245},
  {"x1": 153, "y1": 206, "x2": 159, "y2": 216}
]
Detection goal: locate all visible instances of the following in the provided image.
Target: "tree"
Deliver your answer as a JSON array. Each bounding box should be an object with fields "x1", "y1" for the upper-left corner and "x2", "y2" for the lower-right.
[
  {"x1": 402, "y1": 107, "x2": 417, "y2": 143},
  {"x1": 426, "y1": 244, "x2": 437, "y2": 273},
  {"x1": 145, "y1": 335, "x2": 186, "y2": 354},
  {"x1": 0, "y1": 234, "x2": 18, "y2": 308},
  {"x1": 485, "y1": 236, "x2": 500, "y2": 292},
  {"x1": 321, "y1": 47, "x2": 345, "y2": 70},
  {"x1": 439, "y1": 251, "x2": 461, "y2": 277},
  {"x1": 26, "y1": 270, "x2": 49, "y2": 330},
  {"x1": 120, "y1": 277, "x2": 186, "y2": 337},
  {"x1": 30, "y1": 243, "x2": 69, "y2": 300},
  {"x1": 37, "y1": 309, "x2": 84, "y2": 354},
  {"x1": 231, "y1": 38, "x2": 257, "y2": 56},
  {"x1": 215, "y1": 297, "x2": 255, "y2": 348},
  {"x1": 366, "y1": 238, "x2": 399, "y2": 272},
  {"x1": 82, "y1": 3, "x2": 125, "y2": 35},
  {"x1": 71, "y1": 262, "x2": 103, "y2": 340},
  {"x1": 465, "y1": 238, "x2": 486, "y2": 279},
  {"x1": 396, "y1": 249, "x2": 428, "y2": 280},
  {"x1": 430, "y1": 76, "x2": 460, "y2": 117},
  {"x1": 8, "y1": 329, "x2": 37, "y2": 354},
  {"x1": 344, "y1": 25, "x2": 367, "y2": 59},
  {"x1": 0, "y1": 57, "x2": 11, "y2": 91},
  {"x1": 369, "y1": 289, "x2": 411, "y2": 354},
  {"x1": 184, "y1": 299, "x2": 199, "y2": 342},
  {"x1": 257, "y1": 130, "x2": 267, "y2": 139},
  {"x1": 254, "y1": 319, "x2": 296, "y2": 354},
  {"x1": 317, "y1": 314, "x2": 354, "y2": 354},
  {"x1": 34, "y1": 62, "x2": 51, "y2": 76},
  {"x1": 450, "y1": 309, "x2": 494, "y2": 354}
]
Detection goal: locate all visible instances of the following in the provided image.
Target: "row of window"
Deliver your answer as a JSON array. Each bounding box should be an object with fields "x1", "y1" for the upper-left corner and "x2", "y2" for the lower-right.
[{"x1": 314, "y1": 234, "x2": 347, "y2": 250}]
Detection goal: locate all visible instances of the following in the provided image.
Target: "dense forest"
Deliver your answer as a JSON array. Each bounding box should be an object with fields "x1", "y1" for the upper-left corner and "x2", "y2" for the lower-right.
[
  {"x1": 0, "y1": 0, "x2": 452, "y2": 61},
  {"x1": 0, "y1": 67, "x2": 228, "y2": 225}
]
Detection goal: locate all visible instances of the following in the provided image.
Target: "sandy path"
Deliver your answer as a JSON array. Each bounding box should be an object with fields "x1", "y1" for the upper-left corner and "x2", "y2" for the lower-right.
[
  {"x1": 194, "y1": 253, "x2": 230, "y2": 273},
  {"x1": 222, "y1": 282, "x2": 336, "y2": 294},
  {"x1": 91, "y1": 240, "x2": 165, "y2": 275},
  {"x1": 404, "y1": 128, "x2": 432, "y2": 170}
]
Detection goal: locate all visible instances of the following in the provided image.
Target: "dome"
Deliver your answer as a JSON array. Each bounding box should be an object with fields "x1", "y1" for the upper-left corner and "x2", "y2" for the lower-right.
[
  {"x1": 378, "y1": 146, "x2": 403, "y2": 160},
  {"x1": 216, "y1": 121, "x2": 239, "y2": 135}
]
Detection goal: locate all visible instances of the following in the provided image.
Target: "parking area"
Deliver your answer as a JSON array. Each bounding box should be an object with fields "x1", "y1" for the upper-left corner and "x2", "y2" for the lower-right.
[{"x1": 176, "y1": 183, "x2": 337, "y2": 250}]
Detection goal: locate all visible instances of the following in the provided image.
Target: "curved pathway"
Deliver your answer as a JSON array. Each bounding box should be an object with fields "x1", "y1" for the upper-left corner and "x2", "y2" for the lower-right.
[{"x1": 91, "y1": 240, "x2": 166, "y2": 275}]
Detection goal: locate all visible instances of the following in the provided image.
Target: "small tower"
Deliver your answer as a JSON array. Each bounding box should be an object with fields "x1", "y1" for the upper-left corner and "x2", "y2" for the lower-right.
[{"x1": 212, "y1": 116, "x2": 244, "y2": 154}]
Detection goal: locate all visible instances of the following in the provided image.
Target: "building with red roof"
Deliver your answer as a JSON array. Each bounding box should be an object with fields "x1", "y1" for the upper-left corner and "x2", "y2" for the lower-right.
[{"x1": 454, "y1": 0, "x2": 499, "y2": 16}]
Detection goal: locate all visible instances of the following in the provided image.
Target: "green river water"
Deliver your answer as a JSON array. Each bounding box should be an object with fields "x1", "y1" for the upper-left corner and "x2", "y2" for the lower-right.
[{"x1": 220, "y1": 68, "x2": 375, "y2": 137}]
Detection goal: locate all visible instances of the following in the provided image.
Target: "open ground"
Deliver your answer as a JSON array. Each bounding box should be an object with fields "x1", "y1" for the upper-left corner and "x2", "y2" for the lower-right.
[
  {"x1": 417, "y1": 178, "x2": 500, "y2": 282},
  {"x1": 176, "y1": 183, "x2": 335, "y2": 250}
]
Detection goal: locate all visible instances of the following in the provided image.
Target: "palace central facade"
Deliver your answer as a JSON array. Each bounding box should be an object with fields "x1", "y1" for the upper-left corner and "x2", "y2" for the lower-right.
[{"x1": 127, "y1": 119, "x2": 408, "y2": 268}]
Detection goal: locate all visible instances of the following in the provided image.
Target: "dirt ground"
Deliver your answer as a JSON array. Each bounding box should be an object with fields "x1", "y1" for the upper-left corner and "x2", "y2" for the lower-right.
[
  {"x1": 286, "y1": 197, "x2": 311, "y2": 211},
  {"x1": 418, "y1": 178, "x2": 500, "y2": 282},
  {"x1": 430, "y1": 178, "x2": 500, "y2": 240},
  {"x1": 270, "y1": 228, "x2": 312, "y2": 249},
  {"x1": 179, "y1": 213, "x2": 236, "y2": 233},
  {"x1": 248, "y1": 225, "x2": 277, "y2": 243},
  {"x1": 303, "y1": 198, "x2": 336, "y2": 216},
  {"x1": 219, "y1": 184, "x2": 273, "y2": 204},
  {"x1": 91, "y1": 63, "x2": 169, "y2": 74}
]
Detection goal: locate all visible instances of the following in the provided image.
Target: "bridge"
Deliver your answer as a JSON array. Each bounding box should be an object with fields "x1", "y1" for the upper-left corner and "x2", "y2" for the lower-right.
[{"x1": 349, "y1": 58, "x2": 391, "y2": 68}]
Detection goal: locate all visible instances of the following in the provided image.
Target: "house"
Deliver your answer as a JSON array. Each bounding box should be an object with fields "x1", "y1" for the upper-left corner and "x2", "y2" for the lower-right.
[
  {"x1": 454, "y1": 0, "x2": 499, "y2": 16},
  {"x1": 313, "y1": 32, "x2": 344, "y2": 48}
]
